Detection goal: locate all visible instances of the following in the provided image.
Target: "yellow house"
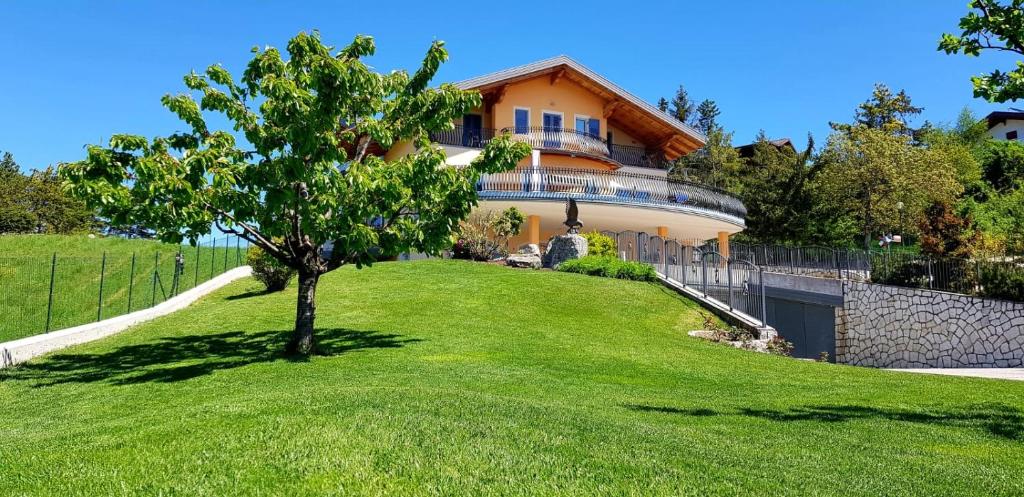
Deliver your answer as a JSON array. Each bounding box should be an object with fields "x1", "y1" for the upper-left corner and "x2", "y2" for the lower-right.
[{"x1": 385, "y1": 56, "x2": 746, "y2": 254}]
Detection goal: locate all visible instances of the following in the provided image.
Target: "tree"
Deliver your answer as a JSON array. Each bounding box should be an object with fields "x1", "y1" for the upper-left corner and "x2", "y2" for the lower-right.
[
  {"x1": 918, "y1": 201, "x2": 980, "y2": 258},
  {"x1": 940, "y1": 0, "x2": 1024, "y2": 102},
  {"x1": 668, "y1": 85, "x2": 696, "y2": 124},
  {"x1": 671, "y1": 127, "x2": 744, "y2": 191},
  {"x1": 812, "y1": 127, "x2": 961, "y2": 249},
  {"x1": 657, "y1": 97, "x2": 669, "y2": 113},
  {"x1": 694, "y1": 99, "x2": 720, "y2": 134},
  {"x1": 830, "y1": 84, "x2": 923, "y2": 136},
  {"x1": 61, "y1": 32, "x2": 531, "y2": 355},
  {"x1": 0, "y1": 152, "x2": 92, "y2": 235},
  {"x1": 734, "y1": 133, "x2": 817, "y2": 243}
]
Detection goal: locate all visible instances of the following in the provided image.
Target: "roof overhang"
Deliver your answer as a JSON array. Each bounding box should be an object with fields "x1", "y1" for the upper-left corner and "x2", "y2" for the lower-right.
[
  {"x1": 986, "y1": 111, "x2": 1024, "y2": 129},
  {"x1": 455, "y1": 56, "x2": 706, "y2": 160}
]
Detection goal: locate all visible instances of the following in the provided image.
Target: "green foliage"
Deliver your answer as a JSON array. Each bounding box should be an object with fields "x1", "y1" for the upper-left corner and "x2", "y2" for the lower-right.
[
  {"x1": 830, "y1": 84, "x2": 922, "y2": 136},
  {"x1": 967, "y1": 182, "x2": 1024, "y2": 253},
  {"x1": 940, "y1": 0, "x2": 1024, "y2": 102},
  {"x1": 978, "y1": 261, "x2": 1024, "y2": 300},
  {"x1": 246, "y1": 245, "x2": 295, "y2": 292},
  {"x1": 557, "y1": 255, "x2": 657, "y2": 281},
  {"x1": 454, "y1": 207, "x2": 525, "y2": 261},
  {"x1": 673, "y1": 127, "x2": 744, "y2": 191},
  {"x1": 812, "y1": 127, "x2": 962, "y2": 248},
  {"x1": 733, "y1": 133, "x2": 817, "y2": 243},
  {"x1": 59, "y1": 32, "x2": 531, "y2": 353},
  {"x1": 582, "y1": 231, "x2": 616, "y2": 258},
  {"x1": 694, "y1": 99, "x2": 720, "y2": 134},
  {"x1": 668, "y1": 84, "x2": 695, "y2": 124},
  {"x1": 977, "y1": 139, "x2": 1024, "y2": 190},
  {"x1": 0, "y1": 154, "x2": 93, "y2": 235}
]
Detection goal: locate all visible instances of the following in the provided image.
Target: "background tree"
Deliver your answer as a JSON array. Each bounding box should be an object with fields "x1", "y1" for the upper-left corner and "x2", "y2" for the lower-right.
[
  {"x1": 694, "y1": 99, "x2": 720, "y2": 134},
  {"x1": 657, "y1": 97, "x2": 669, "y2": 113},
  {"x1": 671, "y1": 127, "x2": 744, "y2": 191},
  {"x1": 734, "y1": 133, "x2": 817, "y2": 243},
  {"x1": 940, "y1": 0, "x2": 1024, "y2": 102},
  {"x1": 0, "y1": 152, "x2": 93, "y2": 235},
  {"x1": 812, "y1": 127, "x2": 961, "y2": 249},
  {"x1": 668, "y1": 84, "x2": 696, "y2": 124},
  {"x1": 918, "y1": 201, "x2": 981, "y2": 258},
  {"x1": 830, "y1": 83, "x2": 923, "y2": 136},
  {"x1": 61, "y1": 32, "x2": 531, "y2": 354}
]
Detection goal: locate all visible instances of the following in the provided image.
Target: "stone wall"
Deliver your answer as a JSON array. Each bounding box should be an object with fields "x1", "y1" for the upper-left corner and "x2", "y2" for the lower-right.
[{"x1": 836, "y1": 281, "x2": 1024, "y2": 368}]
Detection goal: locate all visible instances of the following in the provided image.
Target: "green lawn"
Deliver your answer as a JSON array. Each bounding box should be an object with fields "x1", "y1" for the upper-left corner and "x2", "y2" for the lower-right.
[
  {"x1": 0, "y1": 234, "x2": 245, "y2": 341},
  {"x1": 1, "y1": 260, "x2": 1022, "y2": 496}
]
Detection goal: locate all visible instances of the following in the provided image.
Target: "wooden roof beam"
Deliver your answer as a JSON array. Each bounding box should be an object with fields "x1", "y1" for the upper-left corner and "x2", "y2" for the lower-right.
[
  {"x1": 550, "y1": 68, "x2": 566, "y2": 86},
  {"x1": 603, "y1": 100, "x2": 621, "y2": 119}
]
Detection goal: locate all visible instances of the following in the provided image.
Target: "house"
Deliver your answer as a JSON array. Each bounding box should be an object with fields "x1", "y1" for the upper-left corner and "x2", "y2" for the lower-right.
[
  {"x1": 735, "y1": 138, "x2": 796, "y2": 158},
  {"x1": 984, "y1": 110, "x2": 1024, "y2": 141},
  {"x1": 384, "y1": 56, "x2": 746, "y2": 255}
]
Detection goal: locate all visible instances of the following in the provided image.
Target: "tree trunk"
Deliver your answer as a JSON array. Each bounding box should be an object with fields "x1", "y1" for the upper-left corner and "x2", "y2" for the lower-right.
[{"x1": 287, "y1": 268, "x2": 319, "y2": 355}]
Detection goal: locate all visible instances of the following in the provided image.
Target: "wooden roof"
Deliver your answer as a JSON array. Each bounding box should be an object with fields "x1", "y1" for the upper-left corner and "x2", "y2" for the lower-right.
[{"x1": 455, "y1": 56, "x2": 706, "y2": 160}]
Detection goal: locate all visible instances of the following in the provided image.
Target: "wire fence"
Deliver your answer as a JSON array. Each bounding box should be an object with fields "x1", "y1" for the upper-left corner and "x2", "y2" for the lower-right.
[{"x1": 0, "y1": 235, "x2": 249, "y2": 343}]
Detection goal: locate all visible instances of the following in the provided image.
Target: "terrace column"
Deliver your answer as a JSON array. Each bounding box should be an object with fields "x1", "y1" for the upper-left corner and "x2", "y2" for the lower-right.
[
  {"x1": 718, "y1": 231, "x2": 730, "y2": 265},
  {"x1": 656, "y1": 226, "x2": 669, "y2": 238},
  {"x1": 528, "y1": 215, "x2": 541, "y2": 247}
]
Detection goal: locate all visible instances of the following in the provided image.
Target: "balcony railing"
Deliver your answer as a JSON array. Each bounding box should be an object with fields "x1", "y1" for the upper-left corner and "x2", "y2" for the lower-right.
[
  {"x1": 476, "y1": 167, "x2": 747, "y2": 222},
  {"x1": 429, "y1": 125, "x2": 672, "y2": 170}
]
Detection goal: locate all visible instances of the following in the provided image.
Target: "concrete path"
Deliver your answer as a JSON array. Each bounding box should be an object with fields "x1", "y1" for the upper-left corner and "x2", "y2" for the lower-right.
[{"x1": 887, "y1": 368, "x2": 1024, "y2": 381}]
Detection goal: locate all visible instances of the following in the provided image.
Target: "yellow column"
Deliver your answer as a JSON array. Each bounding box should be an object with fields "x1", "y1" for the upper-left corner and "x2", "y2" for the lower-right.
[
  {"x1": 656, "y1": 226, "x2": 669, "y2": 238},
  {"x1": 528, "y1": 215, "x2": 541, "y2": 246},
  {"x1": 717, "y1": 231, "x2": 730, "y2": 261}
]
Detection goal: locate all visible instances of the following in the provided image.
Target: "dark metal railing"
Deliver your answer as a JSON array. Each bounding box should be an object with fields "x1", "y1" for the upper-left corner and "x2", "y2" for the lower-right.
[
  {"x1": 429, "y1": 124, "x2": 672, "y2": 170},
  {"x1": 476, "y1": 167, "x2": 747, "y2": 221}
]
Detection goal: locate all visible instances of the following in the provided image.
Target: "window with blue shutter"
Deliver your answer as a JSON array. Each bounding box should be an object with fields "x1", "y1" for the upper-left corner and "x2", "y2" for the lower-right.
[
  {"x1": 588, "y1": 118, "x2": 599, "y2": 138},
  {"x1": 514, "y1": 108, "x2": 529, "y2": 133}
]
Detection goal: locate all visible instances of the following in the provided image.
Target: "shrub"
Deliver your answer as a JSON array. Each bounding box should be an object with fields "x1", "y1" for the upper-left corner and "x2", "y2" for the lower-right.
[
  {"x1": 557, "y1": 256, "x2": 657, "y2": 282},
  {"x1": 454, "y1": 208, "x2": 525, "y2": 261},
  {"x1": 978, "y1": 262, "x2": 1024, "y2": 301},
  {"x1": 582, "y1": 231, "x2": 617, "y2": 258},
  {"x1": 766, "y1": 336, "x2": 794, "y2": 356},
  {"x1": 246, "y1": 245, "x2": 295, "y2": 292}
]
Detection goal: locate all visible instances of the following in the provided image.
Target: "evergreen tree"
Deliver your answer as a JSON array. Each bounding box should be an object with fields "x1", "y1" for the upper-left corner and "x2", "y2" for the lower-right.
[
  {"x1": 734, "y1": 133, "x2": 818, "y2": 243},
  {"x1": 657, "y1": 97, "x2": 669, "y2": 113},
  {"x1": 830, "y1": 83, "x2": 923, "y2": 136},
  {"x1": 695, "y1": 99, "x2": 720, "y2": 134},
  {"x1": 669, "y1": 85, "x2": 695, "y2": 124}
]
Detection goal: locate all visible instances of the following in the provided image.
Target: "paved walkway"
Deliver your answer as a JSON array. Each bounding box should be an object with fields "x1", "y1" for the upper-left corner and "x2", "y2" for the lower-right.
[{"x1": 887, "y1": 368, "x2": 1024, "y2": 381}]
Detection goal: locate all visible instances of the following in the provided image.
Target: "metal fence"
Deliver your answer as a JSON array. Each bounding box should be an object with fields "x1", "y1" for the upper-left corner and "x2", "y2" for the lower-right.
[
  {"x1": 694, "y1": 239, "x2": 1024, "y2": 301},
  {"x1": 604, "y1": 231, "x2": 767, "y2": 327},
  {"x1": 0, "y1": 235, "x2": 249, "y2": 343}
]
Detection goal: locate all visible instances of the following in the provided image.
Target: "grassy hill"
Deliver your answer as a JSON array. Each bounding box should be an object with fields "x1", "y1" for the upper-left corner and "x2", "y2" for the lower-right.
[
  {"x1": 1, "y1": 260, "x2": 1022, "y2": 496},
  {"x1": 0, "y1": 234, "x2": 244, "y2": 341}
]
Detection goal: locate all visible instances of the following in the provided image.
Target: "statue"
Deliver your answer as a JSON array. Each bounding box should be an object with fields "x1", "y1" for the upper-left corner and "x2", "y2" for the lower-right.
[{"x1": 564, "y1": 198, "x2": 584, "y2": 234}]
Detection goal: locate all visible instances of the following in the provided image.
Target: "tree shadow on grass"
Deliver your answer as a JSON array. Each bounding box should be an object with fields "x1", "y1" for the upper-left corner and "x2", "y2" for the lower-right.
[
  {"x1": 624, "y1": 403, "x2": 1024, "y2": 441},
  {"x1": 1, "y1": 328, "x2": 421, "y2": 387}
]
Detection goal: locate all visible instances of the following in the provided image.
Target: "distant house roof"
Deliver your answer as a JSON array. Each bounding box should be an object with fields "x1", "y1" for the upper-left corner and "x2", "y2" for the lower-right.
[
  {"x1": 985, "y1": 110, "x2": 1024, "y2": 129},
  {"x1": 735, "y1": 138, "x2": 796, "y2": 158},
  {"x1": 455, "y1": 55, "x2": 706, "y2": 159}
]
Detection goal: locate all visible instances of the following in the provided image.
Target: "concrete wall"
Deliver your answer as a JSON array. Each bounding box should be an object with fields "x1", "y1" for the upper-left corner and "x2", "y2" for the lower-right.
[{"x1": 836, "y1": 281, "x2": 1024, "y2": 368}]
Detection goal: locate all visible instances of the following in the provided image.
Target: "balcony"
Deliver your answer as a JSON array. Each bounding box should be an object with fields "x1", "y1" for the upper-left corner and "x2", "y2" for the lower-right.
[
  {"x1": 429, "y1": 125, "x2": 672, "y2": 170},
  {"x1": 476, "y1": 167, "x2": 746, "y2": 225}
]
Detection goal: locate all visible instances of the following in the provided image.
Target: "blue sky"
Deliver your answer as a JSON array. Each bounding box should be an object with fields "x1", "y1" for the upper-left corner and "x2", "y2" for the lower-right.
[{"x1": 2, "y1": 0, "x2": 1020, "y2": 171}]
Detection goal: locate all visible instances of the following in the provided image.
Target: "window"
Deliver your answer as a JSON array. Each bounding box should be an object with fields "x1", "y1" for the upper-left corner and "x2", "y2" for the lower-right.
[
  {"x1": 462, "y1": 114, "x2": 482, "y2": 147},
  {"x1": 588, "y1": 118, "x2": 600, "y2": 138},
  {"x1": 514, "y1": 108, "x2": 529, "y2": 133},
  {"x1": 1008, "y1": 130, "x2": 1018, "y2": 140},
  {"x1": 575, "y1": 117, "x2": 587, "y2": 134}
]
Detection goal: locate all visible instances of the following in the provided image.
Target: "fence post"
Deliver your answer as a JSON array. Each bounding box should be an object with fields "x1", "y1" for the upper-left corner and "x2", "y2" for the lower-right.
[
  {"x1": 151, "y1": 252, "x2": 159, "y2": 308},
  {"x1": 727, "y1": 259, "x2": 734, "y2": 311},
  {"x1": 927, "y1": 258, "x2": 934, "y2": 289},
  {"x1": 702, "y1": 257, "x2": 708, "y2": 297},
  {"x1": 194, "y1": 243, "x2": 201, "y2": 287},
  {"x1": 223, "y1": 236, "x2": 229, "y2": 272},
  {"x1": 235, "y1": 236, "x2": 241, "y2": 266},
  {"x1": 682, "y1": 247, "x2": 688, "y2": 287},
  {"x1": 128, "y1": 252, "x2": 136, "y2": 313},
  {"x1": 45, "y1": 252, "x2": 56, "y2": 333},
  {"x1": 759, "y1": 267, "x2": 767, "y2": 327},
  {"x1": 210, "y1": 237, "x2": 217, "y2": 280},
  {"x1": 96, "y1": 252, "x2": 107, "y2": 322},
  {"x1": 833, "y1": 250, "x2": 841, "y2": 279}
]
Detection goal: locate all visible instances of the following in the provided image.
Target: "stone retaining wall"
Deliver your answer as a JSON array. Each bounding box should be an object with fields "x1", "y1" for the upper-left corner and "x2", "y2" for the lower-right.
[{"x1": 836, "y1": 281, "x2": 1024, "y2": 368}]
